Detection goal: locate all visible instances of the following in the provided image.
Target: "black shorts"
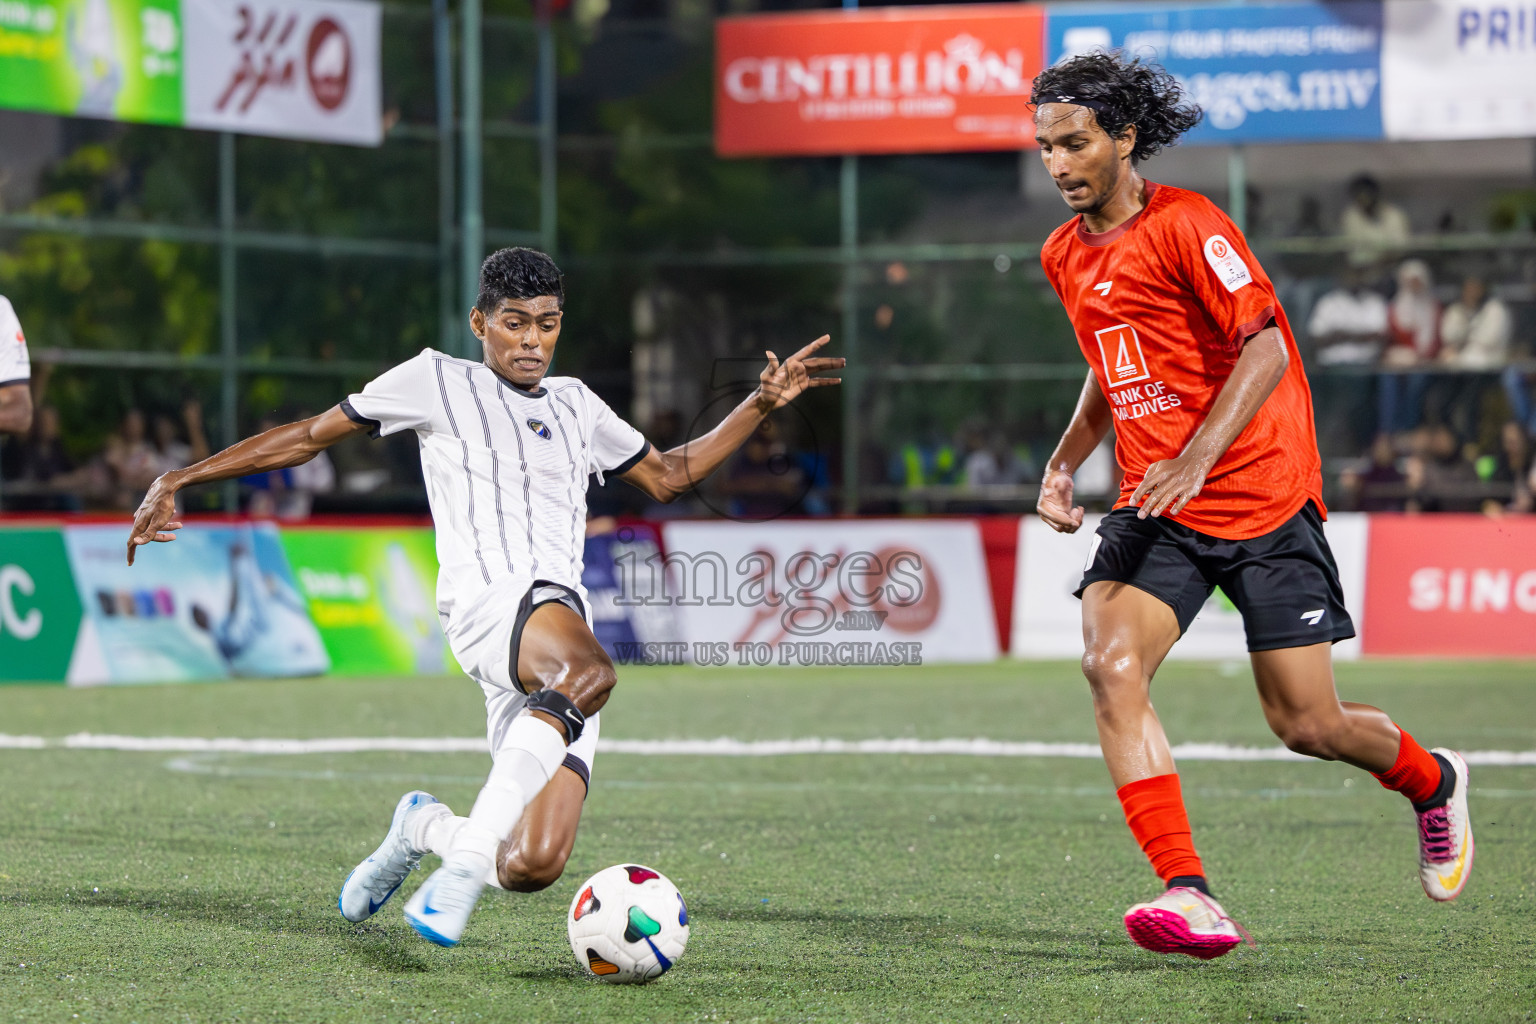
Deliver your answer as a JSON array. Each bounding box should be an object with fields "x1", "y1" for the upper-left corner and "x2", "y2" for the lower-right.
[{"x1": 1074, "y1": 501, "x2": 1355, "y2": 653}]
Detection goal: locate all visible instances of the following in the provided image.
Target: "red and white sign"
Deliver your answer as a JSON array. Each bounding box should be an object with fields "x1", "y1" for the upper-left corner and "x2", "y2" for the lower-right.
[
  {"x1": 183, "y1": 0, "x2": 381, "y2": 147},
  {"x1": 715, "y1": 5, "x2": 1045, "y2": 157},
  {"x1": 1363, "y1": 515, "x2": 1536, "y2": 657},
  {"x1": 660, "y1": 520, "x2": 999, "y2": 664}
]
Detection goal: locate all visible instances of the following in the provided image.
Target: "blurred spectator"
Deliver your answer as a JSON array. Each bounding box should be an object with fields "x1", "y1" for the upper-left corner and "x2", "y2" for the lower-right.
[
  {"x1": 103, "y1": 408, "x2": 160, "y2": 496},
  {"x1": 1377, "y1": 259, "x2": 1439, "y2": 435},
  {"x1": 1340, "y1": 174, "x2": 1409, "y2": 266},
  {"x1": 1308, "y1": 267, "x2": 1388, "y2": 366},
  {"x1": 721, "y1": 418, "x2": 804, "y2": 520},
  {"x1": 1503, "y1": 363, "x2": 1536, "y2": 437},
  {"x1": 1476, "y1": 421, "x2": 1531, "y2": 515},
  {"x1": 244, "y1": 414, "x2": 336, "y2": 519},
  {"x1": 20, "y1": 404, "x2": 76, "y2": 486},
  {"x1": 1439, "y1": 276, "x2": 1511, "y2": 369},
  {"x1": 1293, "y1": 195, "x2": 1325, "y2": 237},
  {"x1": 1384, "y1": 260, "x2": 1440, "y2": 366},
  {"x1": 1340, "y1": 433, "x2": 1407, "y2": 512},
  {"x1": 152, "y1": 400, "x2": 210, "y2": 475},
  {"x1": 1404, "y1": 424, "x2": 1482, "y2": 512}
]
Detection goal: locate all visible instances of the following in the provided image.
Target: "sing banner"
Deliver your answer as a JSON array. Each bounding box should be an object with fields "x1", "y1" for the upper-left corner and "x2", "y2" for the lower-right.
[
  {"x1": 0, "y1": 0, "x2": 380, "y2": 146},
  {"x1": 714, "y1": 4, "x2": 1045, "y2": 157},
  {"x1": 1047, "y1": 1, "x2": 1383, "y2": 145}
]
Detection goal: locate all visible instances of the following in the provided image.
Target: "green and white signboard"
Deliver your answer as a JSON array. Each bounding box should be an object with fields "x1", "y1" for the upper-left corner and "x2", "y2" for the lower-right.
[{"x1": 0, "y1": 0, "x2": 380, "y2": 145}]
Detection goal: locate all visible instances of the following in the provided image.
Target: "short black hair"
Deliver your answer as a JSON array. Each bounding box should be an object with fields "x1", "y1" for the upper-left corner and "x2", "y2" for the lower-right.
[
  {"x1": 1348, "y1": 173, "x2": 1380, "y2": 196},
  {"x1": 476, "y1": 247, "x2": 564, "y2": 313},
  {"x1": 1031, "y1": 52, "x2": 1202, "y2": 164}
]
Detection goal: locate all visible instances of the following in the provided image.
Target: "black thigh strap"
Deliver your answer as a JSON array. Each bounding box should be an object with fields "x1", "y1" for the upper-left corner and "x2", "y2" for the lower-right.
[{"x1": 508, "y1": 579, "x2": 587, "y2": 695}]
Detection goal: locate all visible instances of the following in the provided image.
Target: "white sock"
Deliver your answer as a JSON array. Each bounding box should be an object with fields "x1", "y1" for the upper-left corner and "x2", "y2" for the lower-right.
[
  {"x1": 413, "y1": 806, "x2": 508, "y2": 890},
  {"x1": 412, "y1": 803, "x2": 459, "y2": 857},
  {"x1": 449, "y1": 713, "x2": 568, "y2": 870}
]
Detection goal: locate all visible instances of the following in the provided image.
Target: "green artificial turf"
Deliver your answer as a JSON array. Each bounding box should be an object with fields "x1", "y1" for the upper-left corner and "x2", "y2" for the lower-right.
[{"x1": 1, "y1": 661, "x2": 1532, "y2": 1022}]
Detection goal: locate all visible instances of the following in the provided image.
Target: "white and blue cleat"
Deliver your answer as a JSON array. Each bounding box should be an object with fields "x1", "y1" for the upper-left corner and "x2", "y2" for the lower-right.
[
  {"x1": 338, "y1": 790, "x2": 439, "y2": 923},
  {"x1": 403, "y1": 854, "x2": 489, "y2": 947}
]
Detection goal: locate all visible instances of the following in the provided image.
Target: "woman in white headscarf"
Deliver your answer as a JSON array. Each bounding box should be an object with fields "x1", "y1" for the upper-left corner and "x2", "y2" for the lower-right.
[{"x1": 1378, "y1": 259, "x2": 1438, "y2": 435}]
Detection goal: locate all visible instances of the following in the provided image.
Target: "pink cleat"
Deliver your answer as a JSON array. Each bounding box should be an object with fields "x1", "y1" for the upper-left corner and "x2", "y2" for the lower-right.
[
  {"x1": 1417, "y1": 749, "x2": 1474, "y2": 902},
  {"x1": 1123, "y1": 886, "x2": 1251, "y2": 960}
]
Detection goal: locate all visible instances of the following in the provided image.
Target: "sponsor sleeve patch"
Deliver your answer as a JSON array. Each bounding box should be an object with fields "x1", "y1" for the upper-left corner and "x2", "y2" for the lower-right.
[{"x1": 1202, "y1": 234, "x2": 1252, "y2": 293}]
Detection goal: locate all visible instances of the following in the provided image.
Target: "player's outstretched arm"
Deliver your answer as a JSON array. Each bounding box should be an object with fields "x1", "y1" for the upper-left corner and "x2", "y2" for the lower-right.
[
  {"x1": 1038, "y1": 371, "x2": 1113, "y2": 534},
  {"x1": 620, "y1": 335, "x2": 843, "y2": 503},
  {"x1": 1131, "y1": 325, "x2": 1289, "y2": 520},
  {"x1": 127, "y1": 405, "x2": 368, "y2": 564}
]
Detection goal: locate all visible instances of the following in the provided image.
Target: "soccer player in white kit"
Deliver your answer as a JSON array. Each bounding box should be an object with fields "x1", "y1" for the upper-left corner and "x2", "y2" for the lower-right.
[
  {"x1": 127, "y1": 248, "x2": 841, "y2": 946},
  {"x1": 0, "y1": 295, "x2": 36, "y2": 435}
]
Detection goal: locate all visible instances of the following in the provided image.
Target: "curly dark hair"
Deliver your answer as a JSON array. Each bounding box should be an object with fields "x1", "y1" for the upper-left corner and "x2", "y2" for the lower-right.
[
  {"x1": 1030, "y1": 52, "x2": 1202, "y2": 164},
  {"x1": 476, "y1": 247, "x2": 564, "y2": 312}
]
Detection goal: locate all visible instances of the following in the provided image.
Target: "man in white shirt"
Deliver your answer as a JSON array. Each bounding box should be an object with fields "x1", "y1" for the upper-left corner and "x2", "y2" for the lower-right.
[
  {"x1": 127, "y1": 248, "x2": 842, "y2": 946},
  {"x1": 0, "y1": 296, "x2": 35, "y2": 435},
  {"x1": 1306, "y1": 269, "x2": 1389, "y2": 366},
  {"x1": 1339, "y1": 174, "x2": 1410, "y2": 267}
]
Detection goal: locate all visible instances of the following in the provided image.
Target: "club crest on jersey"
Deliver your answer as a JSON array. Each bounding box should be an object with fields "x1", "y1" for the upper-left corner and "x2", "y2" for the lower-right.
[
  {"x1": 526, "y1": 418, "x2": 552, "y2": 439},
  {"x1": 1094, "y1": 323, "x2": 1151, "y2": 389},
  {"x1": 1203, "y1": 234, "x2": 1252, "y2": 293}
]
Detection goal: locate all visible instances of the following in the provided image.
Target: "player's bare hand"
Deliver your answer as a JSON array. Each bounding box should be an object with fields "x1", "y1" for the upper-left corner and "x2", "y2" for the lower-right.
[
  {"x1": 1037, "y1": 468, "x2": 1085, "y2": 533},
  {"x1": 127, "y1": 475, "x2": 183, "y2": 565},
  {"x1": 754, "y1": 336, "x2": 843, "y2": 412},
  {"x1": 1130, "y1": 453, "x2": 1210, "y2": 520}
]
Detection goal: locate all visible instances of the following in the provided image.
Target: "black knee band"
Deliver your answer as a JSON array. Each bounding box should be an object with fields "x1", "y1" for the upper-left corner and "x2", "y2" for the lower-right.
[{"x1": 526, "y1": 688, "x2": 586, "y2": 744}]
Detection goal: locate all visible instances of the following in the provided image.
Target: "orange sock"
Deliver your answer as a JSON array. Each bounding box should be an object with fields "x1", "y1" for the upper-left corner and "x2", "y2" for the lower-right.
[
  {"x1": 1372, "y1": 726, "x2": 1443, "y2": 805},
  {"x1": 1117, "y1": 774, "x2": 1203, "y2": 883}
]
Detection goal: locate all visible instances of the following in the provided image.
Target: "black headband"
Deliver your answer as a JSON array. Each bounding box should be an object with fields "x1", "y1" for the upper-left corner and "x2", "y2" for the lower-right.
[{"x1": 1034, "y1": 93, "x2": 1111, "y2": 115}]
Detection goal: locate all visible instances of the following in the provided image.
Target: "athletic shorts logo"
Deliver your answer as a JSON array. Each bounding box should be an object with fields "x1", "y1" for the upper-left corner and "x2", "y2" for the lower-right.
[
  {"x1": 1203, "y1": 234, "x2": 1253, "y2": 293},
  {"x1": 526, "y1": 418, "x2": 552, "y2": 439},
  {"x1": 1094, "y1": 323, "x2": 1151, "y2": 389}
]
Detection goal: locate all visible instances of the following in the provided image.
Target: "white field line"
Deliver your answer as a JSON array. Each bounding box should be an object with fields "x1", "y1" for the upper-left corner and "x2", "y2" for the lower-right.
[{"x1": 0, "y1": 733, "x2": 1534, "y2": 765}]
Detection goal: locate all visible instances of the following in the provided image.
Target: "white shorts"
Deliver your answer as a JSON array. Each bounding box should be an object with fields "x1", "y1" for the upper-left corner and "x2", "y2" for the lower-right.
[{"x1": 447, "y1": 575, "x2": 601, "y2": 791}]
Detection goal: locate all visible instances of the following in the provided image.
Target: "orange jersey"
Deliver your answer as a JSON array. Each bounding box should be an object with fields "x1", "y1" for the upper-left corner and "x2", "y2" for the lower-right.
[{"x1": 1040, "y1": 181, "x2": 1324, "y2": 540}]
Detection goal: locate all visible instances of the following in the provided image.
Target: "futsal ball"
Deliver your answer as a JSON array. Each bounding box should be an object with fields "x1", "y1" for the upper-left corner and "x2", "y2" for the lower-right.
[{"x1": 567, "y1": 864, "x2": 689, "y2": 983}]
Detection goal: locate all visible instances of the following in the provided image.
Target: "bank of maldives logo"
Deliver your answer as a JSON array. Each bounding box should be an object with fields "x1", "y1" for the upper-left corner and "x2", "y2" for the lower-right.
[{"x1": 1094, "y1": 323, "x2": 1150, "y2": 388}]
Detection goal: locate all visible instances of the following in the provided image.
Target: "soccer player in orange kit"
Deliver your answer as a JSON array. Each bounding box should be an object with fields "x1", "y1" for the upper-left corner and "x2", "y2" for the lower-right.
[{"x1": 1031, "y1": 53, "x2": 1473, "y2": 959}]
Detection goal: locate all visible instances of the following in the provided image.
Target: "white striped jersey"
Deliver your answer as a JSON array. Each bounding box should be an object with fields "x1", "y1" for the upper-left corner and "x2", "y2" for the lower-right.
[
  {"x1": 343, "y1": 348, "x2": 649, "y2": 626},
  {"x1": 0, "y1": 296, "x2": 31, "y2": 387}
]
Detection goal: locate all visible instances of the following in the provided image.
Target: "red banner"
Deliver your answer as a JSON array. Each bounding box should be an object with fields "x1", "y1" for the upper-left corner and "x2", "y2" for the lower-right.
[
  {"x1": 1362, "y1": 515, "x2": 1536, "y2": 657},
  {"x1": 714, "y1": 5, "x2": 1045, "y2": 157}
]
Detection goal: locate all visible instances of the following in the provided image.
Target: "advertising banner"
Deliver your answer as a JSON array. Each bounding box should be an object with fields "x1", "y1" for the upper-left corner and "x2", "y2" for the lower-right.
[
  {"x1": 1381, "y1": 0, "x2": 1536, "y2": 140},
  {"x1": 0, "y1": 0, "x2": 380, "y2": 145},
  {"x1": 0, "y1": 0, "x2": 182, "y2": 123},
  {"x1": 583, "y1": 524, "x2": 683, "y2": 664},
  {"x1": 0, "y1": 528, "x2": 83, "y2": 683},
  {"x1": 1012, "y1": 512, "x2": 1368, "y2": 660},
  {"x1": 1362, "y1": 515, "x2": 1536, "y2": 657},
  {"x1": 181, "y1": 0, "x2": 381, "y2": 145},
  {"x1": 64, "y1": 522, "x2": 329, "y2": 683},
  {"x1": 1047, "y1": 1, "x2": 1383, "y2": 145},
  {"x1": 279, "y1": 527, "x2": 452, "y2": 676},
  {"x1": 715, "y1": 4, "x2": 1045, "y2": 157},
  {"x1": 659, "y1": 520, "x2": 999, "y2": 665}
]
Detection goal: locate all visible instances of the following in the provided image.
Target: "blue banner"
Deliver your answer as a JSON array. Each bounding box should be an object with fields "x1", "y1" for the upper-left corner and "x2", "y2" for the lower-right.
[
  {"x1": 1047, "y1": 2, "x2": 1384, "y2": 144},
  {"x1": 582, "y1": 524, "x2": 683, "y2": 664}
]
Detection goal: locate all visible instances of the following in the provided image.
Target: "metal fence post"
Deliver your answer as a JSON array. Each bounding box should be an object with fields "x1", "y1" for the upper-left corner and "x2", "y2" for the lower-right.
[
  {"x1": 838, "y1": 0, "x2": 860, "y2": 516},
  {"x1": 460, "y1": 0, "x2": 484, "y2": 358},
  {"x1": 218, "y1": 132, "x2": 239, "y2": 512},
  {"x1": 435, "y1": 0, "x2": 457, "y2": 353},
  {"x1": 537, "y1": 9, "x2": 557, "y2": 255}
]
